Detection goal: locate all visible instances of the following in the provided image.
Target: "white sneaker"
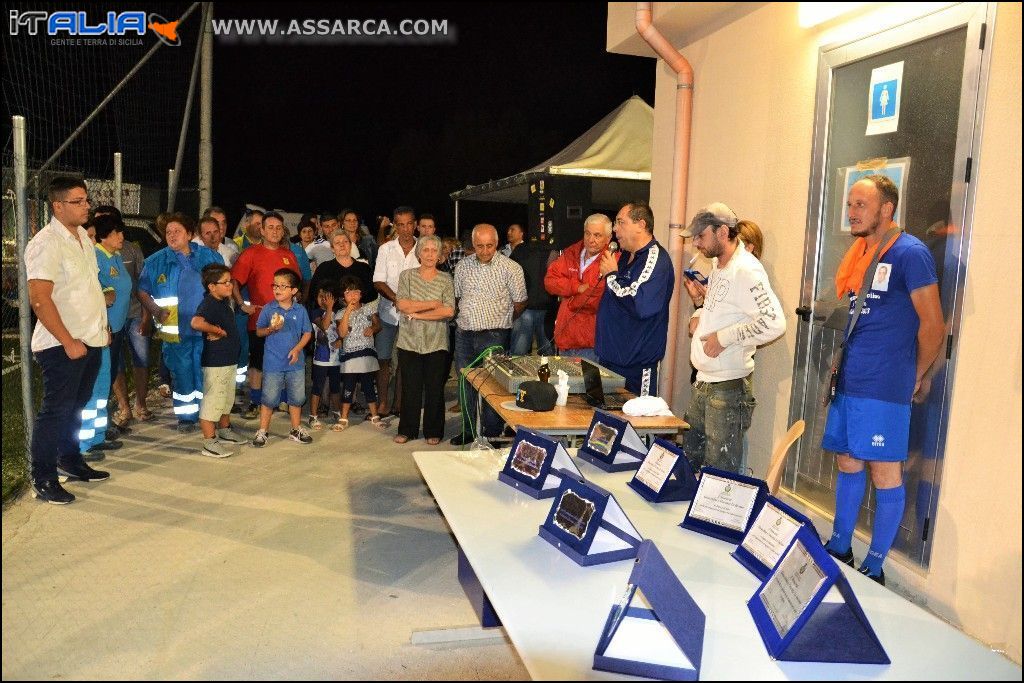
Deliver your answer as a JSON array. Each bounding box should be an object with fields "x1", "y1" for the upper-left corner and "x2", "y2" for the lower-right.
[
  {"x1": 252, "y1": 430, "x2": 269, "y2": 448},
  {"x1": 201, "y1": 439, "x2": 233, "y2": 458},
  {"x1": 307, "y1": 415, "x2": 324, "y2": 431},
  {"x1": 289, "y1": 427, "x2": 313, "y2": 444}
]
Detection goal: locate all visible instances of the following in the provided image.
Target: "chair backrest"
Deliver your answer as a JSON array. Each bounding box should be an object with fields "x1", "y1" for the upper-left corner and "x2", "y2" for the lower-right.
[{"x1": 766, "y1": 420, "x2": 805, "y2": 496}]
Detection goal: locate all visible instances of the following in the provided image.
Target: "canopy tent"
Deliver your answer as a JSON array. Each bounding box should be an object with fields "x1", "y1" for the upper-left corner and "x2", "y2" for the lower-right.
[{"x1": 450, "y1": 95, "x2": 653, "y2": 210}]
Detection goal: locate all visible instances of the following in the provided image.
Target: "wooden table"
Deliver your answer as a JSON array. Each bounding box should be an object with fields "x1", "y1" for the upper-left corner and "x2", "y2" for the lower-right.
[{"x1": 464, "y1": 367, "x2": 688, "y2": 440}]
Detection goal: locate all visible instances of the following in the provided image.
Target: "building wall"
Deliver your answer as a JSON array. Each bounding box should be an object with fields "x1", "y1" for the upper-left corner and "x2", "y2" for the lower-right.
[{"x1": 614, "y1": 1, "x2": 1021, "y2": 663}]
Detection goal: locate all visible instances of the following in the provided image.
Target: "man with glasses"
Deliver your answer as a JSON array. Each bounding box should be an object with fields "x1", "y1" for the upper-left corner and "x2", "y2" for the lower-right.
[
  {"x1": 230, "y1": 211, "x2": 303, "y2": 418},
  {"x1": 25, "y1": 177, "x2": 111, "y2": 504},
  {"x1": 372, "y1": 206, "x2": 420, "y2": 416}
]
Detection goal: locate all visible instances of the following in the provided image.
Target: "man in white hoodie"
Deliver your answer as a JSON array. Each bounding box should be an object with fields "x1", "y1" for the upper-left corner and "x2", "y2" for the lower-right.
[{"x1": 680, "y1": 203, "x2": 786, "y2": 473}]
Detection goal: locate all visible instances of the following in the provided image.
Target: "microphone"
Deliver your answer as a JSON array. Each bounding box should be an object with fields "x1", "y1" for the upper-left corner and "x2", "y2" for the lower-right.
[{"x1": 603, "y1": 242, "x2": 619, "y2": 278}]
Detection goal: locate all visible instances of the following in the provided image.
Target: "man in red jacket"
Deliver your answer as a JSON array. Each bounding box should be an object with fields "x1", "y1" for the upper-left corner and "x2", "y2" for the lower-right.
[{"x1": 543, "y1": 213, "x2": 618, "y2": 362}]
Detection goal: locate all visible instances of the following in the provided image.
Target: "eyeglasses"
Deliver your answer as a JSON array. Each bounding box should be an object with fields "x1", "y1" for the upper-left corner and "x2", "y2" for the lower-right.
[
  {"x1": 214, "y1": 279, "x2": 233, "y2": 286},
  {"x1": 271, "y1": 283, "x2": 293, "y2": 289},
  {"x1": 60, "y1": 198, "x2": 91, "y2": 206}
]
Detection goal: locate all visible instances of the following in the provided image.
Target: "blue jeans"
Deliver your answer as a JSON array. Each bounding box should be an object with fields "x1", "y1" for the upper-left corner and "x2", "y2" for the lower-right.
[
  {"x1": 510, "y1": 309, "x2": 552, "y2": 356},
  {"x1": 455, "y1": 328, "x2": 510, "y2": 437},
  {"x1": 683, "y1": 376, "x2": 756, "y2": 473},
  {"x1": 31, "y1": 344, "x2": 102, "y2": 483},
  {"x1": 127, "y1": 317, "x2": 149, "y2": 368},
  {"x1": 263, "y1": 369, "x2": 306, "y2": 407}
]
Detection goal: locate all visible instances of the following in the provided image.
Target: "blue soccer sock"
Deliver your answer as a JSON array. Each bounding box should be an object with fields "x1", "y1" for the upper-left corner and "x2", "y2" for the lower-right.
[
  {"x1": 249, "y1": 388, "x2": 262, "y2": 406},
  {"x1": 826, "y1": 469, "x2": 867, "y2": 555},
  {"x1": 862, "y1": 484, "x2": 906, "y2": 576}
]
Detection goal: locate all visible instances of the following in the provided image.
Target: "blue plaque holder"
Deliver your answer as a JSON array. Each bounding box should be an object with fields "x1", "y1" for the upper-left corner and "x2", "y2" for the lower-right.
[
  {"x1": 593, "y1": 540, "x2": 705, "y2": 681},
  {"x1": 627, "y1": 438, "x2": 698, "y2": 503},
  {"x1": 577, "y1": 409, "x2": 647, "y2": 472},
  {"x1": 538, "y1": 475, "x2": 642, "y2": 566},
  {"x1": 733, "y1": 495, "x2": 818, "y2": 581},
  {"x1": 498, "y1": 427, "x2": 583, "y2": 499},
  {"x1": 679, "y1": 467, "x2": 768, "y2": 544},
  {"x1": 748, "y1": 526, "x2": 890, "y2": 664}
]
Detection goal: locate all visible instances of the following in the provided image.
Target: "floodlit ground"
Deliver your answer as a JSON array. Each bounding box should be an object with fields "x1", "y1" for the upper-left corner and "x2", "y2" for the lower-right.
[{"x1": 2, "y1": 399, "x2": 527, "y2": 680}]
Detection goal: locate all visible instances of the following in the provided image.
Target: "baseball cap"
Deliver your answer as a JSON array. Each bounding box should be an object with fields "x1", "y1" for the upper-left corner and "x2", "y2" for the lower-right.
[
  {"x1": 516, "y1": 381, "x2": 557, "y2": 412},
  {"x1": 681, "y1": 202, "x2": 738, "y2": 237}
]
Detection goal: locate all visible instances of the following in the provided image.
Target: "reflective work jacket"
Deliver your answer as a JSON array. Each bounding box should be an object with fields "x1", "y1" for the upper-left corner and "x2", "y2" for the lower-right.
[{"x1": 139, "y1": 244, "x2": 222, "y2": 342}]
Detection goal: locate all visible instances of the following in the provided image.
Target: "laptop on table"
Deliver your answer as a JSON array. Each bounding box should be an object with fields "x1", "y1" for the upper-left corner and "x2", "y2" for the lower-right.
[{"x1": 581, "y1": 359, "x2": 629, "y2": 410}]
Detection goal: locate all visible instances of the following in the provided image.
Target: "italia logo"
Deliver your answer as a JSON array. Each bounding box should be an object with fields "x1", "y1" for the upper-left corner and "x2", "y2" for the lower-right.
[
  {"x1": 156, "y1": 273, "x2": 167, "y2": 284},
  {"x1": 872, "y1": 434, "x2": 885, "y2": 447}
]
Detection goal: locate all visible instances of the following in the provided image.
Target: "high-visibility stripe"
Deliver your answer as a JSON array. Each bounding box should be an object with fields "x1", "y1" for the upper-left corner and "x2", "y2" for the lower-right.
[
  {"x1": 81, "y1": 409, "x2": 98, "y2": 419},
  {"x1": 97, "y1": 399, "x2": 108, "y2": 409},
  {"x1": 159, "y1": 325, "x2": 180, "y2": 335},
  {"x1": 95, "y1": 417, "x2": 108, "y2": 428},
  {"x1": 153, "y1": 297, "x2": 179, "y2": 307},
  {"x1": 173, "y1": 391, "x2": 190, "y2": 402},
  {"x1": 173, "y1": 404, "x2": 200, "y2": 416},
  {"x1": 79, "y1": 429, "x2": 96, "y2": 440}
]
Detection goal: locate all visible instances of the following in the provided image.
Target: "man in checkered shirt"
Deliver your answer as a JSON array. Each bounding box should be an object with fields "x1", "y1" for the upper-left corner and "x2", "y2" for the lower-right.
[{"x1": 450, "y1": 224, "x2": 527, "y2": 445}]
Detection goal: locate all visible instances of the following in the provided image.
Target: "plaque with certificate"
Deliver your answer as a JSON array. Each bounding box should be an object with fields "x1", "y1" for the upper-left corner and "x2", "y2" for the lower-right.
[
  {"x1": 679, "y1": 467, "x2": 768, "y2": 544},
  {"x1": 577, "y1": 410, "x2": 647, "y2": 472},
  {"x1": 748, "y1": 526, "x2": 890, "y2": 664},
  {"x1": 627, "y1": 438, "x2": 698, "y2": 503},
  {"x1": 499, "y1": 427, "x2": 583, "y2": 499},
  {"x1": 733, "y1": 495, "x2": 817, "y2": 580},
  {"x1": 539, "y1": 475, "x2": 643, "y2": 566},
  {"x1": 593, "y1": 541, "x2": 705, "y2": 681}
]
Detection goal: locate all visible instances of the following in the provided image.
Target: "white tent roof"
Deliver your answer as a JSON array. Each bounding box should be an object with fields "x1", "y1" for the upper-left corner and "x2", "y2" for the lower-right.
[{"x1": 450, "y1": 96, "x2": 653, "y2": 203}]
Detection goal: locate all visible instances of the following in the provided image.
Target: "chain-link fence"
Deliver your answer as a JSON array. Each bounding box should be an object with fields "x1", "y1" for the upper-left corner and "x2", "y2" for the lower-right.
[{"x1": 1, "y1": 2, "x2": 206, "y2": 497}]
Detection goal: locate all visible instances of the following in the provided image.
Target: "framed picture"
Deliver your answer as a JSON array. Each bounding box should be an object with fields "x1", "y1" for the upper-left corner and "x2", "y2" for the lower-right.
[{"x1": 837, "y1": 157, "x2": 911, "y2": 232}]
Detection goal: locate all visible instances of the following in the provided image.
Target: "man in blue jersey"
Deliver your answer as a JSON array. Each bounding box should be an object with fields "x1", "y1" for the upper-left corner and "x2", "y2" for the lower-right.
[
  {"x1": 595, "y1": 201, "x2": 674, "y2": 396},
  {"x1": 823, "y1": 175, "x2": 945, "y2": 585}
]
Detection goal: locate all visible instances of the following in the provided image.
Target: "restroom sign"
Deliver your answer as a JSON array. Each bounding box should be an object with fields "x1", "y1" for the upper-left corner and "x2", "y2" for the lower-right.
[{"x1": 866, "y1": 61, "x2": 904, "y2": 136}]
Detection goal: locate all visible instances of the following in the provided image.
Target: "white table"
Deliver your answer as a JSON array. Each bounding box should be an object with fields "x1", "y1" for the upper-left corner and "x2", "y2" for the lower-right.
[{"x1": 414, "y1": 449, "x2": 1021, "y2": 681}]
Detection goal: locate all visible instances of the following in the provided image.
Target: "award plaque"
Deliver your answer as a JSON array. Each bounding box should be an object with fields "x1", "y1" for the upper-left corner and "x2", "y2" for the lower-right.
[
  {"x1": 498, "y1": 427, "x2": 583, "y2": 499},
  {"x1": 577, "y1": 409, "x2": 647, "y2": 472},
  {"x1": 538, "y1": 475, "x2": 643, "y2": 566},
  {"x1": 593, "y1": 540, "x2": 705, "y2": 681},
  {"x1": 733, "y1": 495, "x2": 817, "y2": 580},
  {"x1": 748, "y1": 526, "x2": 890, "y2": 664},
  {"x1": 679, "y1": 467, "x2": 769, "y2": 544},
  {"x1": 627, "y1": 438, "x2": 698, "y2": 503}
]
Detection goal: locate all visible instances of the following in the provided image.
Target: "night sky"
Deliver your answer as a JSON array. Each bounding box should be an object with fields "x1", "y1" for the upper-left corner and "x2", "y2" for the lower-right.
[{"x1": 211, "y1": 2, "x2": 655, "y2": 233}]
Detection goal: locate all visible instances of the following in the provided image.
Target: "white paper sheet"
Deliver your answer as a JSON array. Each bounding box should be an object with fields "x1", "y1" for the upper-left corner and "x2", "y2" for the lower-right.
[{"x1": 688, "y1": 474, "x2": 759, "y2": 532}]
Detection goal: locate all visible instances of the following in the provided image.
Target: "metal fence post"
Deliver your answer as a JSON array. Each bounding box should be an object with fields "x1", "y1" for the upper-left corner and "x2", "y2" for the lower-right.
[
  {"x1": 13, "y1": 115, "x2": 35, "y2": 453},
  {"x1": 114, "y1": 152, "x2": 123, "y2": 211}
]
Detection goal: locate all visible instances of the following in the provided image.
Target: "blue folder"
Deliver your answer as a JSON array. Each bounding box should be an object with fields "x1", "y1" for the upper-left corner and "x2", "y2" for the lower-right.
[
  {"x1": 733, "y1": 495, "x2": 818, "y2": 581},
  {"x1": 748, "y1": 526, "x2": 890, "y2": 664},
  {"x1": 577, "y1": 409, "x2": 647, "y2": 472},
  {"x1": 593, "y1": 540, "x2": 705, "y2": 680},
  {"x1": 627, "y1": 438, "x2": 698, "y2": 503},
  {"x1": 498, "y1": 427, "x2": 583, "y2": 499},
  {"x1": 679, "y1": 467, "x2": 768, "y2": 544},
  {"x1": 538, "y1": 475, "x2": 643, "y2": 566}
]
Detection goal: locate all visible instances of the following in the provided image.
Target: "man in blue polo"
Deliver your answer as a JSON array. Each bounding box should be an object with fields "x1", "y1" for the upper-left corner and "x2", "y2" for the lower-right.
[
  {"x1": 823, "y1": 175, "x2": 945, "y2": 585},
  {"x1": 595, "y1": 201, "x2": 674, "y2": 396}
]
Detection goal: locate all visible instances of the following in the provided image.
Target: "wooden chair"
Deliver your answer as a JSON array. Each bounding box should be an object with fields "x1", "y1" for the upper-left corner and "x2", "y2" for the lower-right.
[{"x1": 765, "y1": 420, "x2": 805, "y2": 495}]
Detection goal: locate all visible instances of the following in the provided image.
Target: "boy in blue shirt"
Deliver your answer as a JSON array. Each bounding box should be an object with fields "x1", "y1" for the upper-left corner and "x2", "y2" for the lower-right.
[
  {"x1": 192, "y1": 263, "x2": 246, "y2": 457},
  {"x1": 253, "y1": 269, "x2": 313, "y2": 447}
]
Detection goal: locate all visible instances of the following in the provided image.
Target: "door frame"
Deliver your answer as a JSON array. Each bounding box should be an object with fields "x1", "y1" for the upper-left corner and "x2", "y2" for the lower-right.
[{"x1": 785, "y1": 2, "x2": 996, "y2": 566}]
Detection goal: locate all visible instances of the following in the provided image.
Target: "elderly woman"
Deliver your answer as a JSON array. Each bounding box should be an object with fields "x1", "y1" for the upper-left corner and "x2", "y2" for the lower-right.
[
  {"x1": 307, "y1": 229, "x2": 377, "y2": 311},
  {"x1": 393, "y1": 235, "x2": 455, "y2": 444}
]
